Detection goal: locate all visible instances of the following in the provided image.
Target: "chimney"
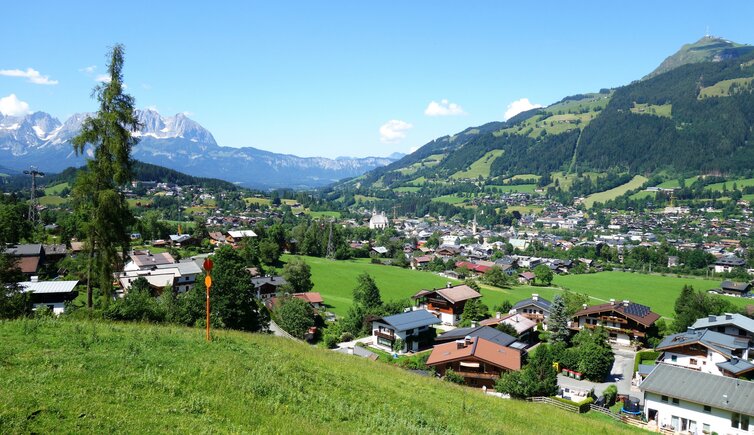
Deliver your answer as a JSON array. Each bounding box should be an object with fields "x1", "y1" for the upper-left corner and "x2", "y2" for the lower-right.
[
  {"x1": 447, "y1": 282, "x2": 452, "y2": 288},
  {"x1": 31, "y1": 276, "x2": 39, "y2": 283},
  {"x1": 726, "y1": 313, "x2": 733, "y2": 320},
  {"x1": 610, "y1": 299, "x2": 615, "y2": 306},
  {"x1": 464, "y1": 336, "x2": 473, "y2": 346},
  {"x1": 709, "y1": 315, "x2": 716, "y2": 322},
  {"x1": 532, "y1": 293, "x2": 539, "y2": 301},
  {"x1": 347, "y1": 347, "x2": 354, "y2": 355},
  {"x1": 731, "y1": 357, "x2": 739, "y2": 365},
  {"x1": 582, "y1": 303, "x2": 587, "y2": 310},
  {"x1": 496, "y1": 312, "x2": 502, "y2": 319},
  {"x1": 456, "y1": 339, "x2": 466, "y2": 349},
  {"x1": 623, "y1": 300, "x2": 630, "y2": 307}
]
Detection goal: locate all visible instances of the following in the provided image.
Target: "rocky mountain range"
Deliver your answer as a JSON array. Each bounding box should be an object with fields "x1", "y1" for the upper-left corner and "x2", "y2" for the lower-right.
[{"x1": 0, "y1": 109, "x2": 401, "y2": 188}]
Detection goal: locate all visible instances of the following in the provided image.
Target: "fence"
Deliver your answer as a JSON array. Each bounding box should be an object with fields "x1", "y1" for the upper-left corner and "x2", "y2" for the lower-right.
[
  {"x1": 588, "y1": 405, "x2": 675, "y2": 434},
  {"x1": 527, "y1": 397, "x2": 581, "y2": 413}
]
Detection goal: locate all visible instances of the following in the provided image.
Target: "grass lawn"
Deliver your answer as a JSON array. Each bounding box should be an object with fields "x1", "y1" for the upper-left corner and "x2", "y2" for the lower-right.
[
  {"x1": 394, "y1": 186, "x2": 421, "y2": 193},
  {"x1": 127, "y1": 197, "x2": 154, "y2": 208},
  {"x1": 505, "y1": 205, "x2": 544, "y2": 215},
  {"x1": 583, "y1": 175, "x2": 648, "y2": 208},
  {"x1": 244, "y1": 197, "x2": 271, "y2": 206},
  {"x1": 551, "y1": 272, "x2": 745, "y2": 319},
  {"x1": 699, "y1": 76, "x2": 754, "y2": 99},
  {"x1": 0, "y1": 319, "x2": 637, "y2": 434},
  {"x1": 630, "y1": 102, "x2": 672, "y2": 118}
]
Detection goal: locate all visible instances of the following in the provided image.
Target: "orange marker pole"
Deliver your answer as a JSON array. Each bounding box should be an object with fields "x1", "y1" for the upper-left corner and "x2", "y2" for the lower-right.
[{"x1": 205, "y1": 274, "x2": 212, "y2": 341}]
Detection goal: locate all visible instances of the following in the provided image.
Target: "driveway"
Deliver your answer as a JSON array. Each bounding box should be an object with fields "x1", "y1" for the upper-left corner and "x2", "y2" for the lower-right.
[{"x1": 557, "y1": 346, "x2": 639, "y2": 399}]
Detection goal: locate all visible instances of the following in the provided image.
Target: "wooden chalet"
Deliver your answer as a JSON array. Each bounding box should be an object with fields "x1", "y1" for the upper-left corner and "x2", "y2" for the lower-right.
[
  {"x1": 571, "y1": 299, "x2": 660, "y2": 346},
  {"x1": 412, "y1": 284, "x2": 482, "y2": 326}
]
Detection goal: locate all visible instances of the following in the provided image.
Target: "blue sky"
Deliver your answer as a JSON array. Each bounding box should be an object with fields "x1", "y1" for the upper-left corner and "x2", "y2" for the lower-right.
[{"x1": 2, "y1": 1, "x2": 753, "y2": 158}]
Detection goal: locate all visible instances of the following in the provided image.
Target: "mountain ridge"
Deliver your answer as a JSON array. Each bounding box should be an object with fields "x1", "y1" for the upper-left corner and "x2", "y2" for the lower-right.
[{"x1": 0, "y1": 109, "x2": 399, "y2": 189}]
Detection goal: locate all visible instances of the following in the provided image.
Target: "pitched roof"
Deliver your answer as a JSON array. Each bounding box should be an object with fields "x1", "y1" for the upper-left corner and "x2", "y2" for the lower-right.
[
  {"x1": 640, "y1": 364, "x2": 754, "y2": 415},
  {"x1": 573, "y1": 301, "x2": 660, "y2": 327},
  {"x1": 15, "y1": 256, "x2": 40, "y2": 273},
  {"x1": 426, "y1": 337, "x2": 521, "y2": 371},
  {"x1": 518, "y1": 272, "x2": 535, "y2": 280},
  {"x1": 657, "y1": 329, "x2": 749, "y2": 358},
  {"x1": 293, "y1": 292, "x2": 324, "y2": 304},
  {"x1": 374, "y1": 309, "x2": 440, "y2": 331},
  {"x1": 436, "y1": 326, "x2": 517, "y2": 347},
  {"x1": 19, "y1": 280, "x2": 79, "y2": 294},
  {"x1": 228, "y1": 230, "x2": 257, "y2": 238},
  {"x1": 720, "y1": 280, "x2": 751, "y2": 292},
  {"x1": 156, "y1": 260, "x2": 202, "y2": 276},
  {"x1": 414, "y1": 285, "x2": 482, "y2": 304},
  {"x1": 513, "y1": 295, "x2": 552, "y2": 312},
  {"x1": 717, "y1": 357, "x2": 754, "y2": 376},
  {"x1": 251, "y1": 276, "x2": 288, "y2": 287},
  {"x1": 691, "y1": 313, "x2": 754, "y2": 334},
  {"x1": 5, "y1": 244, "x2": 43, "y2": 257}
]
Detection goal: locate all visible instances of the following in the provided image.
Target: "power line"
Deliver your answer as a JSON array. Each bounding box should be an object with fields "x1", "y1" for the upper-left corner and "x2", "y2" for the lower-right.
[{"x1": 23, "y1": 166, "x2": 45, "y2": 224}]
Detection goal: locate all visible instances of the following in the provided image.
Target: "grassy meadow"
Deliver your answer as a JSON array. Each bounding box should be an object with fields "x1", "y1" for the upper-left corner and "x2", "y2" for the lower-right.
[
  {"x1": 0, "y1": 318, "x2": 638, "y2": 434},
  {"x1": 583, "y1": 175, "x2": 648, "y2": 208}
]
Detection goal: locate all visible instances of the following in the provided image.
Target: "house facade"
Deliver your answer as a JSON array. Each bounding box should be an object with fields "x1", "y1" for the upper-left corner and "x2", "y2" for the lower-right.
[
  {"x1": 570, "y1": 300, "x2": 660, "y2": 346},
  {"x1": 371, "y1": 309, "x2": 440, "y2": 353},
  {"x1": 412, "y1": 284, "x2": 482, "y2": 325},
  {"x1": 19, "y1": 280, "x2": 79, "y2": 315},
  {"x1": 641, "y1": 364, "x2": 754, "y2": 434},
  {"x1": 655, "y1": 329, "x2": 754, "y2": 378},
  {"x1": 511, "y1": 293, "x2": 552, "y2": 328}
]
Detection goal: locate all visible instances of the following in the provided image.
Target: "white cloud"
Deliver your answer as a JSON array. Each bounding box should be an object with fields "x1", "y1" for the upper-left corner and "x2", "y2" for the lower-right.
[
  {"x1": 0, "y1": 68, "x2": 58, "y2": 85},
  {"x1": 424, "y1": 99, "x2": 465, "y2": 116},
  {"x1": 379, "y1": 119, "x2": 412, "y2": 144},
  {"x1": 503, "y1": 98, "x2": 543, "y2": 121},
  {"x1": 0, "y1": 94, "x2": 31, "y2": 116},
  {"x1": 79, "y1": 65, "x2": 96, "y2": 74},
  {"x1": 95, "y1": 74, "x2": 111, "y2": 83}
]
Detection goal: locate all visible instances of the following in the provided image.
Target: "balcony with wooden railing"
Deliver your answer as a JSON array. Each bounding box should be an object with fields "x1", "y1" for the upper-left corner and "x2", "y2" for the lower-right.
[{"x1": 373, "y1": 330, "x2": 395, "y2": 340}]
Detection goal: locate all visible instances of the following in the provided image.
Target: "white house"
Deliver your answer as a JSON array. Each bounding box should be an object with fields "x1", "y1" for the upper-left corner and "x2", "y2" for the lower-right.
[
  {"x1": 371, "y1": 309, "x2": 440, "y2": 353},
  {"x1": 641, "y1": 364, "x2": 754, "y2": 434},
  {"x1": 691, "y1": 313, "x2": 754, "y2": 342},
  {"x1": 655, "y1": 329, "x2": 754, "y2": 378}
]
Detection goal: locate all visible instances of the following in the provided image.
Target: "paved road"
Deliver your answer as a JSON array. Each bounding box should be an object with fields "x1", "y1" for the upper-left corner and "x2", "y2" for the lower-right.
[
  {"x1": 557, "y1": 346, "x2": 639, "y2": 399},
  {"x1": 269, "y1": 320, "x2": 297, "y2": 340}
]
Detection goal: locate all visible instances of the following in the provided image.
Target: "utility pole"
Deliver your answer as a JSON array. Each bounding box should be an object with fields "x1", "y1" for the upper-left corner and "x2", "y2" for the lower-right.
[
  {"x1": 24, "y1": 166, "x2": 45, "y2": 224},
  {"x1": 326, "y1": 219, "x2": 334, "y2": 259}
]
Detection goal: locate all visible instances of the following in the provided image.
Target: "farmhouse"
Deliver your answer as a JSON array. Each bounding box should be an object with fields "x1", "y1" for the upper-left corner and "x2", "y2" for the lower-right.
[
  {"x1": 434, "y1": 325, "x2": 519, "y2": 348},
  {"x1": 641, "y1": 364, "x2": 754, "y2": 434},
  {"x1": 251, "y1": 275, "x2": 288, "y2": 299},
  {"x1": 719, "y1": 280, "x2": 752, "y2": 297},
  {"x1": 691, "y1": 313, "x2": 754, "y2": 342},
  {"x1": 371, "y1": 309, "x2": 440, "y2": 353},
  {"x1": 426, "y1": 336, "x2": 522, "y2": 388},
  {"x1": 412, "y1": 284, "x2": 482, "y2": 325},
  {"x1": 571, "y1": 299, "x2": 660, "y2": 346},
  {"x1": 713, "y1": 256, "x2": 746, "y2": 273}
]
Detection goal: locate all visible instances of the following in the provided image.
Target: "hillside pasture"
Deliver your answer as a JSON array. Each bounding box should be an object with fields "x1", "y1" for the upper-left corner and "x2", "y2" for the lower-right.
[
  {"x1": 583, "y1": 175, "x2": 648, "y2": 208},
  {"x1": 451, "y1": 149, "x2": 505, "y2": 180}
]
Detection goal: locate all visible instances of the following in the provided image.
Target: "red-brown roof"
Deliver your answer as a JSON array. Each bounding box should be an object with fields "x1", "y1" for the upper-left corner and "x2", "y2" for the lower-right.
[
  {"x1": 294, "y1": 292, "x2": 324, "y2": 304},
  {"x1": 454, "y1": 261, "x2": 492, "y2": 274},
  {"x1": 414, "y1": 285, "x2": 482, "y2": 304},
  {"x1": 573, "y1": 302, "x2": 660, "y2": 327},
  {"x1": 15, "y1": 256, "x2": 40, "y2": 274},
  {"x1": 426, "y1": 337, "x2": 521, "y2": 371}
]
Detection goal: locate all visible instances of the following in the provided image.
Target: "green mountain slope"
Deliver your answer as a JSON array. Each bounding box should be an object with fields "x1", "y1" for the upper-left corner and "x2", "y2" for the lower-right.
[
  {"x1": 345, "y1": 37, "x2": 754, "y2": 194},
  {"x1": 0, "y1": 319, "x2": 636, "y2": 434},
  {"x1": 645, "y1": 36, "x2": 754, "y2": 80}
]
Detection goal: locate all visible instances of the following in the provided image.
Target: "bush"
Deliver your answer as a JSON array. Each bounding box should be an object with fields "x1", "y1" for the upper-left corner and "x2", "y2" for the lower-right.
[
  {"x1": 603, "y1": 384, "x2": 618, "y2": 407},
  {"x1": 444, "y1": 368, "x2": 465, "y2": 384},
  {"x1": 339, "y1": 332, "x2": 354, "y2": 342}
]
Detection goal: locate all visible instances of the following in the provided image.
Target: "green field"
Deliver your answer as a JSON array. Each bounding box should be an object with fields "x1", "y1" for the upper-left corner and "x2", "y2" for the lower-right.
[
  {"x1": 0, "y1": 319, "x2": 635, "y2": 434},
  {"x1": 551, "y1": 272, "x2": 748, "y2": 319},
  {"x1": 38, "y1": 195, "x2": 67, "y2": 206},
  {"x1": 699, "y1": 76, "x2": 754, "y2": 99},
  {"x1": 505, "y1": 174, "x2": 541, "y2": 182},
  {"x1": 630, "y1": 102, "x2": 672, "y2": 118},
  {"x1": 704, "y1": 177, "x2": 754, "y2": 192},
  {"x1": 307, "y1": 210, "x2": 342, "y2": 219},
  {"x1": 583, "y1": 175, "x2": 648, "y2": 208},
  {"x1": 505, "y1": 205, "x2": 544, "y2": 215},
  {"x1": 548, "y1": 171, "x2": 604, "y2": 190},
  {"x1": 244, "y1": 197, "x2": 271, "y2": 206},
  {"x1": 394, "y1": 186, "x2": 421, "y2": 193},
  {"x1": 284, "y1": 255, "x2": 463, "y2": 316},
  {"x1": 430, "y1": 194, "x2": 468, "y2": 205},
  {"x1": 485, "y1": 184, "x2": 538, "y2": 194},
  {"x1": 451, "y1": 149, "x2": 505, "y2": 179},
  {"x1": 43, "y1": 182, "x2": 70, "y2": 195}
]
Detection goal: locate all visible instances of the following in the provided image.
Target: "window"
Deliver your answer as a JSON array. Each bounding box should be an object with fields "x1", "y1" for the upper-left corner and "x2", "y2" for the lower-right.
[
  {"x1": 702, "y1": 423, "x2": 710, "y2": 434},
  {"x1": 731, "y1": 413, "x2": 747, "y2": 430},
  {"x1": 672, "y1": 398, "x2": 679, "y2": 405},
  {"x1": 703, "y1": 405, "x2": 711, "y2": 413},
  {"x1": 690, "y1": 358, "x2": 697, "y2": 365},
  {"x1": 743, "y1": 414, "x2": 750, "y2": 431},
  {"x1": 661, "y1": 395, "x2": 668, "y2": 402},
  {"x1": 671, "y1": 355, "x2": 678, "y2": 362}
]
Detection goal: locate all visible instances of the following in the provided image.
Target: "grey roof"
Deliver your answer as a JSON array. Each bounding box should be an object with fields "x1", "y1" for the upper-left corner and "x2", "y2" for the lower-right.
[
  {"x1": 156, "y1": 260, "x2": 202, "y2": 275},
  {"x1": 715, "y1": 256, "x2": 746, "y2": 266},
  {"x1": 513, "y1": 296, "x2": 552, "y2": 312},
  {"x1": 717, "y1": 358, "x2": 754, "y2": 376},
  {"x1": 640, "y1": 364, "x2": 754, "y2": 415},
  {"x1": 436, "y1": 326, "x2": 517, "y2": 347},
  {"x1": 637, "y1": 364, "x2": 656, "y2": 376},
  {"x1": 691, "y1": 313, "x2": 754, "y2": 335},
  {"x1": 657, "y1": 329, "x2": 749, "y2": 358},
  {"x1": 251, "y1": 276, "x2": 287, "y2": 287},
  {"x1": 720, "y1": 280, "x2": 751, "y2": 292},
  {"x1": 376, "y1": 309, "x2": 440, "y2": 331},
  {"x1": 5, "y1": 244, "x2": 43, "y2": 256},
  {"x1": 19, "y1": 280, "x2": 79, "y2": 294}
]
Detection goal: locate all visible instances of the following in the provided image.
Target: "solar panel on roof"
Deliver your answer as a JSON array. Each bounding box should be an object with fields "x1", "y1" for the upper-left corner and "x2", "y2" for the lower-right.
[{"x1": 624, "y1": 303, "x2": 650, "y2": 317}]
